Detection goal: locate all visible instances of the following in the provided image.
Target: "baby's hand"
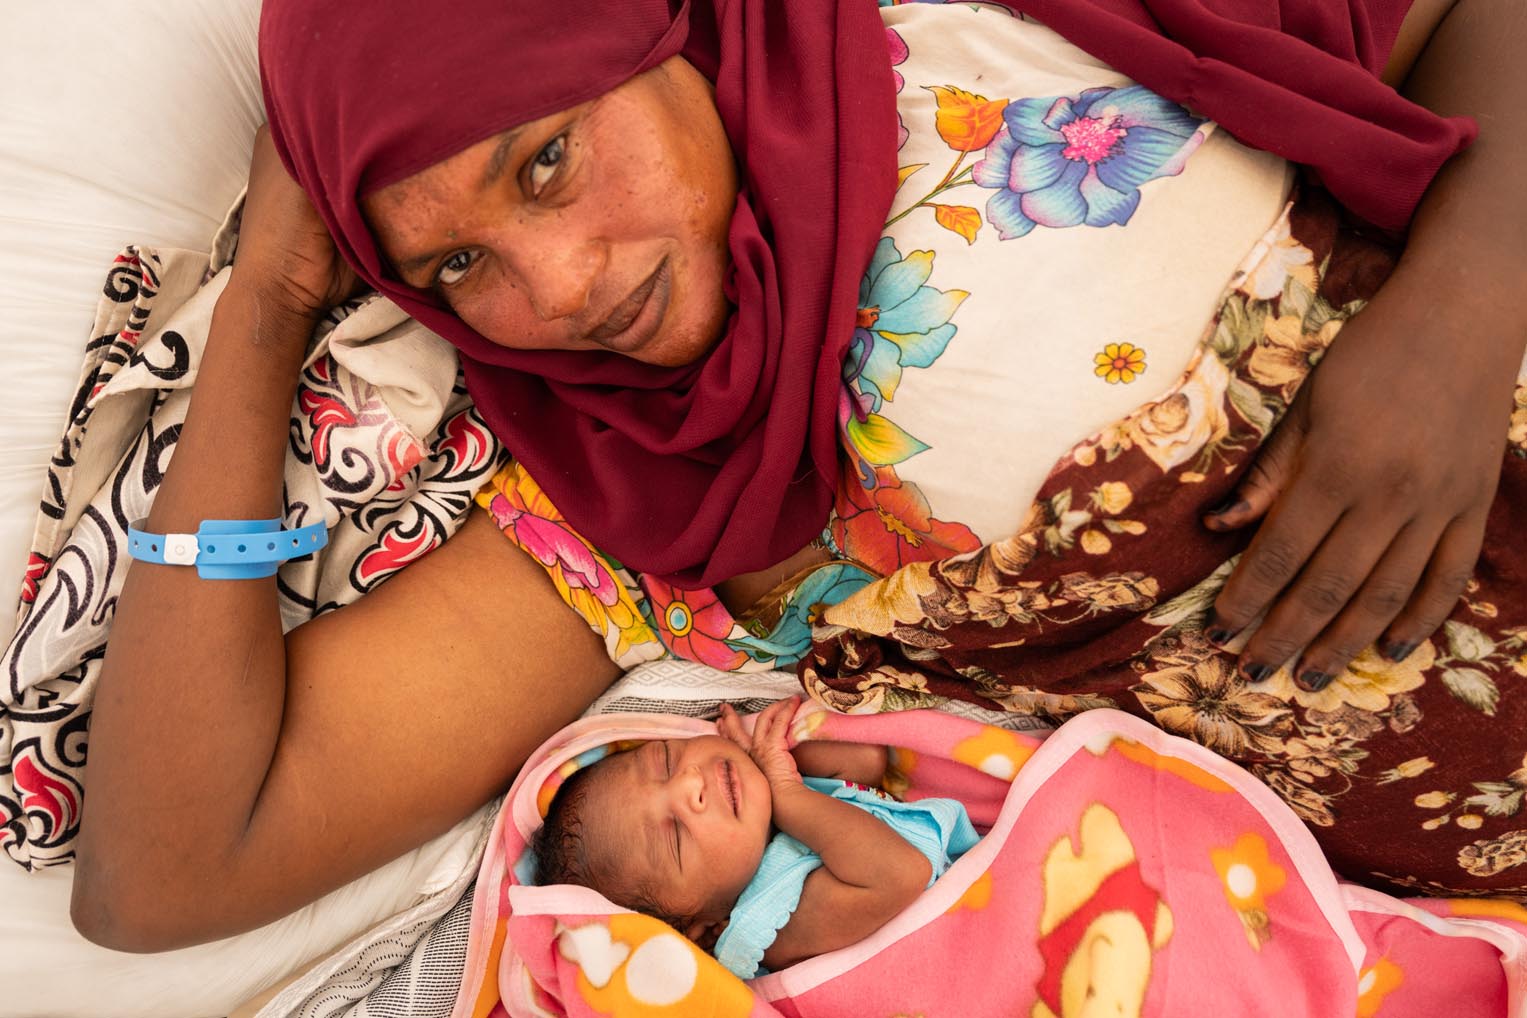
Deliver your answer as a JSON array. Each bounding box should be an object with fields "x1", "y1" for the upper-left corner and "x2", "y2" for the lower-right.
[{"x1": 721, "y1": 698, "x2": 802, "y2": 791}]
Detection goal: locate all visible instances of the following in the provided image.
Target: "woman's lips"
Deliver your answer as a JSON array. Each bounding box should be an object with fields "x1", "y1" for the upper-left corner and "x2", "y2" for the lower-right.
[{"x1": 586, "y1": 258, "x2": 670, "y2": 354}]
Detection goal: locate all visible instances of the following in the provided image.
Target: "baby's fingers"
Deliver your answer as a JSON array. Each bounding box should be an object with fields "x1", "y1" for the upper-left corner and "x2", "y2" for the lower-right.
[{"x1": 716, "y1": 703, "x2": 749, "y2": 748}]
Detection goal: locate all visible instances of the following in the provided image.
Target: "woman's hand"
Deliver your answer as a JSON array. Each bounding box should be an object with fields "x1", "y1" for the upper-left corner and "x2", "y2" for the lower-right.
[
  {"x1": 1204, "y1": 284, "x2": 1519, "y2": 690},
  {"x1": 228, "y1": 126, "x2": 360, "y2": 322},
  {"x1": 1204, "y1": 0, "x2": 1527, "y2": 692},
  {"x1": 719, "y1": 698, "x2": 803, "y2": 791}
]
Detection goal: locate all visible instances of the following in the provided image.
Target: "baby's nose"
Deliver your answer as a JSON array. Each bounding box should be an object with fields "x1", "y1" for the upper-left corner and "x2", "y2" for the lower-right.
[{"x1": 674, "y1": 765, "x2": 706, "y2": 813}]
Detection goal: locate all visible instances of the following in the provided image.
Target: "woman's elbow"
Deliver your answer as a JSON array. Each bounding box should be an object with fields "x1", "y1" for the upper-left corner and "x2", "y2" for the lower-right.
[{"x1": 70, "y1": 858, "x2": 198, "y2": 953}]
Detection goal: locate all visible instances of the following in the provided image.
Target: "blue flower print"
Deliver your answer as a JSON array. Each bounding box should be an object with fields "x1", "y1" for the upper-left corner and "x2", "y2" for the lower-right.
[
  {"x1": 972, "y1": 85, "x2": 1205, "y2": 240},
  {"x1": 846, "y1": 237, "x2": 968, "y2": 414}
]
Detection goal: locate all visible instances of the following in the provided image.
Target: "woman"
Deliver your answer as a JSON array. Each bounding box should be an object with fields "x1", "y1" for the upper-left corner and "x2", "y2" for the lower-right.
[{"x1": 70, "y1": 0, "x2": 1523, "y2": 952}]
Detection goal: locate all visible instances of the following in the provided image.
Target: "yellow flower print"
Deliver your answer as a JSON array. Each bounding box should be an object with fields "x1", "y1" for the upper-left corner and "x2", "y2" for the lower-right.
[
  {"x1": 952, "y1": 726, "x2": 1035, "y2": 782},
  {"x1": 1126, "y1": 351, "x2": 1232, "y2": 472},
  {"x1": 1261, "y1": 641, "x2": 1434, "y2": 713},
  {"x1": 1209, "y1": 832, "x2": 1287, "y2": 950},
  {"x1": 1097, "y1": 736, "x2": 1234, "y2": 794},
  {"x1": 1508, "y1": 384, "x2": 1526, "y2": 453},
  {"x1": 1079, "y1": 529, "x2": 1112, "y2": 555},
  {"x1": 1376, "y1": 756, "x2": 1435, "y2": 784},
  {"x1": 1094, "y1": 341, "x2": 1147, "y2": 384},
  {"x1": 945, "y1": 871, "x2": 994, "y2": 914},
  {"x1": 1460, "y1": 829, "x2": 1527, "y2": 877},
  {"x1": 1133, "y1": 647, "x2": 1293, "y2": 757},
  {"x1": 1090, "y1": 481, "x2": 1134, "y2": 515},
  {"x1": 566, "y1": 914, "x2": 753, "y2": 1018},
  {"x1": 1211, "y1": 834, "x2": 1287, "y2": 910},
  {"x1": 1247, "y1": 314, "x2": 1341, "y2": 399},
  {"x1": 1447, "y1": 898, "x2": 1527, "y2": 926},
  {"x1": 1355, "y1": 958, "x2": 1404, "y2": 1018},
  {"x1": 1235, "y1": 215, "x2": 1318, "y2": 301},
  {"x1": 822, "y1": 561, "x2": 940, "y2": 638}
]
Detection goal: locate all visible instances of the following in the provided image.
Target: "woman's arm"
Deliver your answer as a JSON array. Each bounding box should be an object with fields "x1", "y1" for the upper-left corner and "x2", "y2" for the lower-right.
[
  {"x1": 71, "y1": 132, "x2": 621, "y2": 952},
  {"x1": 718, "y1": 701, "x2": 929, "y2": 970},
  {"x1": 1205, "y1": 0, "x2": 1527, "y2": 689}
]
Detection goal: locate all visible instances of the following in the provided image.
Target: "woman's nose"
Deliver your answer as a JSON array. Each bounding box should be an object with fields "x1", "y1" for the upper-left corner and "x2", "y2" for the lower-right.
[{"x1": 504, "y1": 229, "x2": 606, "y2": 323}]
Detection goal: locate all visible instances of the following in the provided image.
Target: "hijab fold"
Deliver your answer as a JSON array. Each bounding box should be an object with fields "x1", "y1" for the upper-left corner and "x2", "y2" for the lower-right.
[{"x1": 262, "y1": 0, "x2": 1472, "y2": 588}]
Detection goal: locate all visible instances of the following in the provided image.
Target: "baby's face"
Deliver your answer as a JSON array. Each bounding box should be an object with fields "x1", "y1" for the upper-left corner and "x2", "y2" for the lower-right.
[{"x1": 585, "y1": 735, "x2": 772, "y2": 926}]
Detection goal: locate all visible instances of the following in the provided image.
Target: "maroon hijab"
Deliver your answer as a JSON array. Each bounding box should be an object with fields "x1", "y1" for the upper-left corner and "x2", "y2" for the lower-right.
[{"x1": 261, "y1": 0, "x2": 1471, "y2": 589}]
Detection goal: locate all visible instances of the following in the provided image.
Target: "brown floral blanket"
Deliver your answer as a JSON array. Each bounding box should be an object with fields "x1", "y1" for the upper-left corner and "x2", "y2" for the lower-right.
[{"x1": 802, "y1": 190, "x2": 1527, "y2": 898}]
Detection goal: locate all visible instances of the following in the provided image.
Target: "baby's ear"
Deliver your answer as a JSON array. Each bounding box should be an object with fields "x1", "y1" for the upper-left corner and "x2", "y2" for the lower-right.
[{"x1": 685, "y1": 917, "x2": 728, "y2": 952}]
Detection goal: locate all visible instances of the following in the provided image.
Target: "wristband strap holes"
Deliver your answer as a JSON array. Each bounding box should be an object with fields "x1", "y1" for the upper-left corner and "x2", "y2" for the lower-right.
[{"x1": 127, "y1": 518, "x2": 327, "y2": 578}]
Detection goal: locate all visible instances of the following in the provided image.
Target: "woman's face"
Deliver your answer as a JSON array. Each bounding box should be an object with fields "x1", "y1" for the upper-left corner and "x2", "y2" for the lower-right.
[{"x1": 362, "y1": 56, "x2": 738, "y2": 368}]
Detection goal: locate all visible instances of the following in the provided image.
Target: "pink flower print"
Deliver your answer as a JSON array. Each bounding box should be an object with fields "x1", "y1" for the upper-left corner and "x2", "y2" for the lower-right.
[
  {"x1": 488, "y1": 494, "x2": 620, "y2": 607},
  {"x1": 642, "y1": 578, "x2": 748, "y2": 671},
  {"x1": 887, "y1": 28, "x2": 910, "y2": 150}
]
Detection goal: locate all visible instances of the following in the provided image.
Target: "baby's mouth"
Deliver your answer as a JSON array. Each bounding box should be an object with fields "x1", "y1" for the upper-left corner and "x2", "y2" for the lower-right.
[{"x1": 723, "y1": 760, "x2": 740, "y2": 818}]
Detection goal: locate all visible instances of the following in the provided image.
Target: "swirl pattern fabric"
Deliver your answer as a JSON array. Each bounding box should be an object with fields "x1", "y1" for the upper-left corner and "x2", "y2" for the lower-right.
[{"x1": 0, "y1": 246, "x2": 504, "y2": 868}]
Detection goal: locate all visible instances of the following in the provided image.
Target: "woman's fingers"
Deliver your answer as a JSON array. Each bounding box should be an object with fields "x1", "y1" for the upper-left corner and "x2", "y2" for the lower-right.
[
  {"x1": 1285, "y1": 520, "x2": 1442, "y2": 686},
  {"x1": 762, "y1": 696, "x2": 799, "y2": 744},
  {"x1": 1203, "y1": 400, "x2": 1307, "y2": 532},
  {"x1": 1208, "y1": 469, "x2": 1343, "y2": 648},
  {"x1": 1379, "y1": 514, "x2": 1485, "y2": 659},
  {"x1": 1229, "y1": 508, "x2": 1394, "y2": 685}
]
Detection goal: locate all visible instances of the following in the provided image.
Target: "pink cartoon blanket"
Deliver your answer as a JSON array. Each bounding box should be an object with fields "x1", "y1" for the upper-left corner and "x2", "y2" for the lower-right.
[{"x1": 451, "y1": 705, "x2": 1527, "y2": 1018}]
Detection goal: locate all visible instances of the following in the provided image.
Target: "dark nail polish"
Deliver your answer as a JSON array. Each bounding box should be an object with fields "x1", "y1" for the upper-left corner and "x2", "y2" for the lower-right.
[
  {"x1": 1297, "y1": 669, "x2": 1334, "y2": 692},
  {"x1": 1380, "y1": 640, "x2": 1416, "y2": 663},
  {"x1": 1206, "y1": 496, "x2": 1246, "y2": 517},
  {"x1": 1242, "y1": 662, "x2": 1274, "y2": 683},
  {"x1": 1206, "y1": 627, "x2": 1236, "y2": 646}
]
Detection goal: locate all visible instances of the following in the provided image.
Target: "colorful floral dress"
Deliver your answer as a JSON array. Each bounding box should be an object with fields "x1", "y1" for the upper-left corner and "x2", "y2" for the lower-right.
[{"x1": 478, "y1": 0, "x2": 1292, "y2": 675}]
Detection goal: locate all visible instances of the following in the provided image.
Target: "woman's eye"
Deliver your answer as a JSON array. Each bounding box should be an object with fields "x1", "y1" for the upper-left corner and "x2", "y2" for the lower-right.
[
  {"x1": 529, "y1": 136, "x2": 565, "y2": 197},
  {"x1": 435, "y1": 250, "x2": 476, "y2": 288}
]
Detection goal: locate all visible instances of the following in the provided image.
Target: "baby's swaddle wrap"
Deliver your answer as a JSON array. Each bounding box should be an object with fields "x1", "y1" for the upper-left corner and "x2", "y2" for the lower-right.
[
  {"x1": 452, "y1": 704, "x2": 1527, "y2": 1018},
  {"x1": 713, "y1": 775, "x2": 980, "y2": 979}
]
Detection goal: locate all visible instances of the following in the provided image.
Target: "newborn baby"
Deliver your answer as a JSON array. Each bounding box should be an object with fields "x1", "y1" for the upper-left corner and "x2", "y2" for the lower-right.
[{"x1": 532, "y1": 697, "x2": 979, "y2": 978}]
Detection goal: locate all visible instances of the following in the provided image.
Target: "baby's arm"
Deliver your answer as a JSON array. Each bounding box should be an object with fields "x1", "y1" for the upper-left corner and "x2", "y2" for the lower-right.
[
  {"x1": 790, "y1": 739, "x2": 888, "y2": 788},
  {"x1": 718, "y1": 701, "x2": 930, "y2": 971}
]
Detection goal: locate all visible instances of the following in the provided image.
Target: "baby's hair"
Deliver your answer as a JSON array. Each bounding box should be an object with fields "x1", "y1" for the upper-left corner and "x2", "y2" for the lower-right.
[
  {"x1": 531, "y1": 762, "x2": 600, "y2": 888},
  {"x1": 530, "y1": 750, "x2": 697, "y2": 934}
]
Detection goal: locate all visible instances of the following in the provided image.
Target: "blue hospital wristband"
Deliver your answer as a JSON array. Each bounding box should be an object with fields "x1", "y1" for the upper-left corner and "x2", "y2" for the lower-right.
[{"x1": 126, "y1": 517, "x2": 328, "y2": 579}]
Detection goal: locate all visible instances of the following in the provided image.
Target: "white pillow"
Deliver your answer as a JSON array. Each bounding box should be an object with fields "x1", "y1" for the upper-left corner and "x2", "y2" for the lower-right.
[
  {"x1": 0, "y1": 1, "x2": 263, "y2": 646},
  {"x1": 0, "y1": 5, "x2": 490, "y2": 1015}
]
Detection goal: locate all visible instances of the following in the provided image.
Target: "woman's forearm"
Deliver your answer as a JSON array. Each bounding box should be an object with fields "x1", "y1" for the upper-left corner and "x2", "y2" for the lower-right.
[
  {"x1": 1394, "y1": 0, "x2": 1527, "y2": 369},
  {"x1": 72, "y1": 281, "x2": 314, "y2": 948}
]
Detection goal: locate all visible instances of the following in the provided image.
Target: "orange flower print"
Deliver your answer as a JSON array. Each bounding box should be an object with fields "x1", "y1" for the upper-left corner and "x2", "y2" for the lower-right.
[
  {"x1": 1209, "y1": 832, "x2": 1287, "y2": 950},
  {"x1": 1355, "y1": 958, "x2": 1404, "y2": 1018},
  {"x1": 833, "y1": 466, "x2": 980, "y2": 575},
  {"x1": 925, "y1": 85, "x2": 1008, "y2": 153},
  {"x1": 640, "y1": 578, "x2": 747, "y2": 672},
  {"x1": 1094, "y1": 342, "x2": 1146, "y2": 384}
]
